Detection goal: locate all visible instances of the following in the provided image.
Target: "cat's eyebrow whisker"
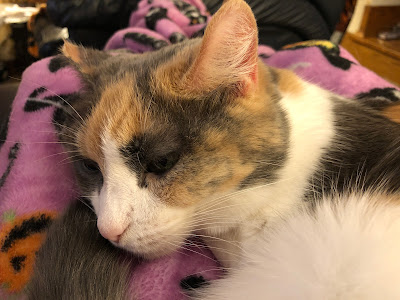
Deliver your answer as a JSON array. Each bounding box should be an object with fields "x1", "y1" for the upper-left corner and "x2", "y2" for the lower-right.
[
  {"x1": 31, "y1": 150, "x2": 81, "y2": 164},
  {"x1": 57, "y1": 154, "x2": 83, "y2": 166}
]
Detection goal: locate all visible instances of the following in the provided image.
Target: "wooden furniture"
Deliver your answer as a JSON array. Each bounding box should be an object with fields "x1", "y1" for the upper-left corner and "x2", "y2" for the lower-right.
[{"x1": 341, "y1": 5, "x2": 400, "y2": 86}]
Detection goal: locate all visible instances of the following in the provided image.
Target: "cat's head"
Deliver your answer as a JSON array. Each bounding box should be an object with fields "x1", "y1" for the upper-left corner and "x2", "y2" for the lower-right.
[{"x1": 59, "y1": 0, "x2": 287, "y2": 258}]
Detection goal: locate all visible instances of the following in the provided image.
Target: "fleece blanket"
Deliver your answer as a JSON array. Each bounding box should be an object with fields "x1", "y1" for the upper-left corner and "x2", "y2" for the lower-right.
[{"x1": 1, "y1": 0, "x2": 400, "y2": 298}]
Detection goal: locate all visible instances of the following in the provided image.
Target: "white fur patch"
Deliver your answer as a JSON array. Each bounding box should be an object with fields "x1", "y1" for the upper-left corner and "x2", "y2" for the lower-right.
[
  {"x1": 89, "y1": 131, "x2": 191, "y2": 258},
  {"x1": 196, "y1": 193, "x2": 400, "y2": 300}
]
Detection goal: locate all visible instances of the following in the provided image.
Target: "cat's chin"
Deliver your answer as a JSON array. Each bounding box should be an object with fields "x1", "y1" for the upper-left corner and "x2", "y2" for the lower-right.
[{"x1": 115, "y1": 236, "x2": 186, "y2": 260}]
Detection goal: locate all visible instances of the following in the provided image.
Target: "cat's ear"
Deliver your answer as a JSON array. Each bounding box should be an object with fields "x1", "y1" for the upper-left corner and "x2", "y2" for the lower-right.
[
  {"x1": 185, "y1": 0, "x2": 258, "y2": 95},
  {"x1": 62, "y1": 41, "x2": 109, "y2": 74}
]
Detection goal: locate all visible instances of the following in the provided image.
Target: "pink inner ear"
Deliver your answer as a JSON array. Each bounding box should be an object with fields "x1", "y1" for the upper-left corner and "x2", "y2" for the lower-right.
[{"x1": 186, "y1": 0, "x2": 259, "y2": 94}]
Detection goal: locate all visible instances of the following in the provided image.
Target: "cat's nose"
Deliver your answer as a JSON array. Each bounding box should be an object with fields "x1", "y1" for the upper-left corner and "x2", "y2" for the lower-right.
[{"x1": 97, "y1": 221, "x2": 127, "y2": 243}]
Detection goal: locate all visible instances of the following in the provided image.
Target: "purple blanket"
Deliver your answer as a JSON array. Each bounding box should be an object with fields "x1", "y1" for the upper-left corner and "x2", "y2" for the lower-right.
[{"x1": 0, "y1": 0, "x2": 399, "y2": 298}]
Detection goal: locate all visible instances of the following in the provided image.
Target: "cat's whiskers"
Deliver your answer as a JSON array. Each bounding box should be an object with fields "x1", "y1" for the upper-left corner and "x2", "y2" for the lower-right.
[
  {"x1": 29, "y1": 129, "x2": 77, "y2": 141},
  {"x1": 174, "y1": 232, "x2": 246, "y2": 253},
  {"x1": 195, "y1": 184, "x2": 269, "y2": 213},
  {"x1": 184, "y1": 220, "x2": 240, "y2": 232},
  {"x1": 57, "y1": 154, "x2": 83, "y2": 166},
  {"x1": 162, "y1": 240, "x2": 193, "y2": 258},
  {"x1": 0, "y1": 139, "x2": 79, "y2": 148},
  {"x1": 81, "y1": 219, "x2": 97, "y2": 223},
  {"x1": 194, "y1": 202, "x2": 254, "y2": 219},
  {"x1": 77, "y1": 198, "x2": 96, "y2": 213},
  {"x1": 187, "y1": 222, "x2": 264, "y2": 235},
  {"x1": 31, "y1": 149, "x2": 81, "y2": 165},
  {"x1": 185, "y1": 215, "x2": 235, "y2": 224},
  {"x1": 182, "y1": 239, "x2": 243, "y2": 260},
  {"x1": 195, "y1": 177, "x2": 294, "y2": 216},
  {"x1": 172, "y1": 241, "x2": 219, "y2": 263},
  {"x1": 21, "y1": 119, "x2": 80, "y2": 138},
  {"x1": 51, "y1": 121, "x2": 80, "y2": 136},
  {"x1": 25, "y1": 96, "x2": 84, "y2": 126},
  {"x1": 9, "y1": 75, "x2": 85, "y2": 125}
]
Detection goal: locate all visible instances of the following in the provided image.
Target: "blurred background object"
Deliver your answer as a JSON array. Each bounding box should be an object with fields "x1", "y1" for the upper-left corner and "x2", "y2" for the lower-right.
[
  {"x1": 378, "y1": 22, "x2": 400, "y2": 40},
  {"x1": 0, "y1": 2, "x2": 39, "y2": 123},
  {"x1": 27, "y1": 4, "x2": 68, "y2": 58},
  {"x1": 45, "y1": 0, "x2": 346, "y2": 50},
  {"x1": 341, "y1": 0, "x2": 400, "y2": 86}
]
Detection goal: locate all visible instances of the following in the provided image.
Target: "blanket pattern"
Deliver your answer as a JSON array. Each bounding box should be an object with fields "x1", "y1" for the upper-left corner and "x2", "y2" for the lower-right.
[{"x1": 1, "y1": 0, "x2": 399, "y2": 298}]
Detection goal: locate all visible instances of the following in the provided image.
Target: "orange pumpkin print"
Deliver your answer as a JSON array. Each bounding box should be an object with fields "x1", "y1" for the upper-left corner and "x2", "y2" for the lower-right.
[{"x1": 0, "y1": 212, "x2": 56, "y2": 293}]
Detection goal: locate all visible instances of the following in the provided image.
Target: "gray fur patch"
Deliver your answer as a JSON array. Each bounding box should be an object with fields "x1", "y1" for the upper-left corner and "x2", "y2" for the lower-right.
[{"x1": 26, "y1": 200, "x2": 135, "y2": 299}]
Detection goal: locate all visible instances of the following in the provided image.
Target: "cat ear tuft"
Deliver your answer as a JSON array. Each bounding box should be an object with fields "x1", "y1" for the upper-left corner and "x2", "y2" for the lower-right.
[
  {"x1": 185, "y1": 0, "x2": 259, "y2": 95},
  {"x1": 61, "y1": 41, "x2": 108, "y2": 74},
  {"x1": 62, "y1": 41, "x2": 84, "y2": 64}
]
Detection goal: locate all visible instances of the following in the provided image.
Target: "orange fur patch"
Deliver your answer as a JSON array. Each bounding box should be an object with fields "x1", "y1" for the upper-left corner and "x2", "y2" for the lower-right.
[
  {"x1": 78, "y1": 75, "x2": 149, "y2": 167},
  {"x1": 62, "y1": 42, "x2": 82, "y2": 64},
  {"x1": 153, "y1": 43, "x2": 201, "y2": 99},
  {"x1": 274, "y1": 68, "x2": 303, "y2": 95},
  {"x1": 163, "y1": 138, "x2": 254, "y2": 207},
  {"x1": 382, "y1": 104, "x2": 400, "y2": 124},
  {"x1": 62, "y1": 41, "x2": 95, "y2": 74}
]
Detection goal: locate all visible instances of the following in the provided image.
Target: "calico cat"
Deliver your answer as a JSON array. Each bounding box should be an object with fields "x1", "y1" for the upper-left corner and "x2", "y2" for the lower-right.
[{"x1": 29, "y1": 0, "x2": 400, "y2": 298}]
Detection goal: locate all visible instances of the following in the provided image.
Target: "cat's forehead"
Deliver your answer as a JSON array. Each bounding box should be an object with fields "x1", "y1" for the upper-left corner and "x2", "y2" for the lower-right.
[
  {"x1": 100, "y1": 39, "x2": 199, "y2": 82},
  {"x1": 76, "y1": 41, "x2": 227, "y2": 163}
]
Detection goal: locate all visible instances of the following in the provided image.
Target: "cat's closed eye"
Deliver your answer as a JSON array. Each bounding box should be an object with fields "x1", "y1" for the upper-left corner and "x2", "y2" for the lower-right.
[
  {"x1": 146, "y1": 152, "x2": 180, "y2": 175},
  {"x1": 78, "y1": 158, "x2": 102, "y2": 175}
]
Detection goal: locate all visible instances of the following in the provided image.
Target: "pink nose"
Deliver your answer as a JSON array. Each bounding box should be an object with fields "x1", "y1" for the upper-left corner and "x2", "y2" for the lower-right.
[{"x1": 97, "y1": 221, "x2": 128, "y2": 243}]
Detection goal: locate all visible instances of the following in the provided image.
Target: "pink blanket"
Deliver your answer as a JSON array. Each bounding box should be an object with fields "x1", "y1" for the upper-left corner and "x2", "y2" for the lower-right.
[{"x1": 1, "y1": 0, "x2": 399, "y2": 298}]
